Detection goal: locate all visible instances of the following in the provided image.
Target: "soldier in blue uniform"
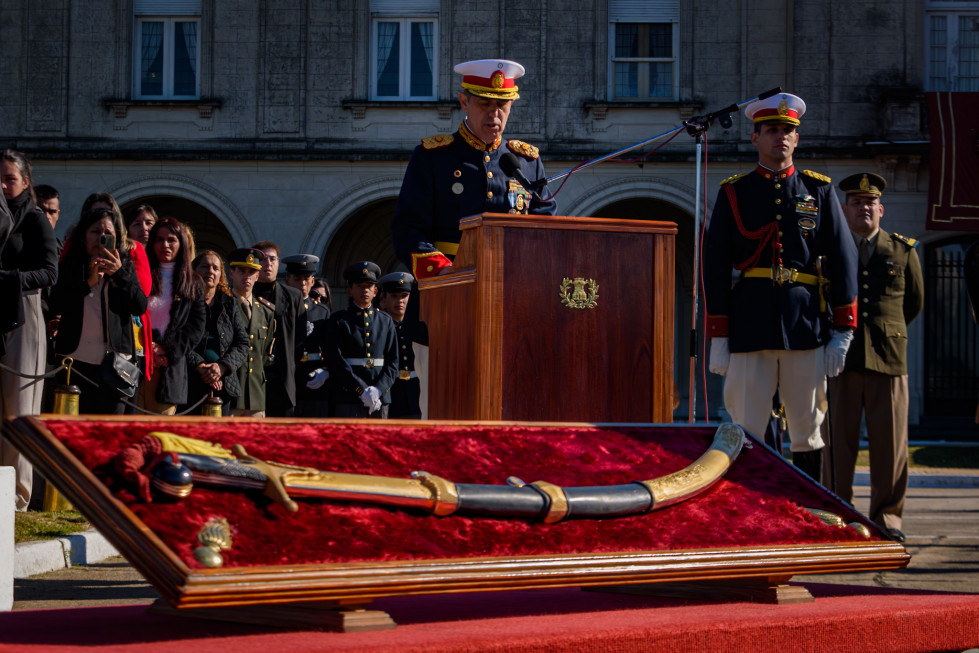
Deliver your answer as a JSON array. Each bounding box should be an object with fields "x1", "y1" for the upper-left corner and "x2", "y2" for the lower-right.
[
  {"x1": 282, "y1": 254, "x2": 332, "y2": 417},
  {"x1": 703, "y1": 93, "x2": 859, "y2": 481},
  {"x1": 391, "y1": 58, "x2": 557, "y2": 281},
  {"x1": 326, "y1": 261, "x2": 398, "y2": 418},
  {"x1": 378, "y1": 271, "x2": 428, "y2": 419}
]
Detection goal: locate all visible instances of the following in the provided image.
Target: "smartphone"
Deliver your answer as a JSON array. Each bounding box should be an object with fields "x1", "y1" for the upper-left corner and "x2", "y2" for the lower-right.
[{"x1": 98, "y1": 233, "x2": 116, "y2": 251}]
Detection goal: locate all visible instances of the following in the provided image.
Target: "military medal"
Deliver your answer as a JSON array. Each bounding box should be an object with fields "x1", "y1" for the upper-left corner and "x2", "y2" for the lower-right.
[
  {"x1": 507, "y1": 179, "x2": 530, "y2": 214},
  {"x1": 794, "y1": 194, "x2": 818, "y2": 217}
]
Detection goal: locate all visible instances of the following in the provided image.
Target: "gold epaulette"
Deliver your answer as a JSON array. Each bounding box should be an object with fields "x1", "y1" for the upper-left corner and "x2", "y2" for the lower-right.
[
  {"x1": 891, "y1": 232, "x2": 919, "y2": 248},
  {"x1": 803, "y1": 169, "x2": 832, "y2": 183},
  {"x1": 720, "y1": 172, "x2": 746, "y2": 186},
  {"x1": 256, "y1": 297, "x2": 275, "y2": 311},
  {"x1": 421, "y1": 134, "x2": 454, "y2": 150},
  {"x1": 506, "y1": 139, "x2": 539, "y2": 160}
]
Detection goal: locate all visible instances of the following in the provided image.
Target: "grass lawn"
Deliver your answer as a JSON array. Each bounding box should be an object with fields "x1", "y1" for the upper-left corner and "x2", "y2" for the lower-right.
[
  {"x1": 14, "y1": 511, "x2": 89, "y2": 544},
  {"x1": 854, "y1": 445, "x2": 979, "y2": 469}
]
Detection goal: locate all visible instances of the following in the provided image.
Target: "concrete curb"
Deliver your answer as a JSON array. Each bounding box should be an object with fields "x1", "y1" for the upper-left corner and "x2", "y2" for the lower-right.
[
  {"x1": 13, "y1": 529, "x2": 118, "y2": 579},
  {"x1": 854, "y1": 471, "x2": 979, "y2": 489}
]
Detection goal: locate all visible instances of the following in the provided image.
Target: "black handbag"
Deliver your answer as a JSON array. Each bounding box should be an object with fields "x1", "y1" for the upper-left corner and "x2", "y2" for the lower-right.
[{"x1": 101, "y1": 350, "x2": 140, "y2": 398}]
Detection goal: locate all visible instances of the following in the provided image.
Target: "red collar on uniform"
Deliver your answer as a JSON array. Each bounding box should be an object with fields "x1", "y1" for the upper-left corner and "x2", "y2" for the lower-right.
[
  {"x1": 756, "y1": 163, "x2": 795, "y2": 180},
  {"x1": 459, "y1": 121, "x2": 502, "y2": 152}
]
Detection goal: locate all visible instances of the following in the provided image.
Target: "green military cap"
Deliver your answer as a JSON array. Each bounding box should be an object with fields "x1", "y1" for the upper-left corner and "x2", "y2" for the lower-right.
[{"x1": 839, "y1": 173, "x2": 887, "y2": 197}]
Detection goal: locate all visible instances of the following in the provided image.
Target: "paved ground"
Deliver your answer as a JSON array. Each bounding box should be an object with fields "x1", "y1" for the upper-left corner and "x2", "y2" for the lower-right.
[{"x1": 11, "y1": 484, "x2": 979, "y2": 610}]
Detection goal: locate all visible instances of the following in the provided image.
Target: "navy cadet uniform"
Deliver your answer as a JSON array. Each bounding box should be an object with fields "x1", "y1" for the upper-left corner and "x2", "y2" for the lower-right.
[
  {"x1": 228, "y1": 248, "x2": 276, "y2": 417},
  {"x1": 703, "y1": 93, "x2": 858, "y2": 480},
  {"x1": 282, "y1": 254, "x2": 332, "y2": 418},
  {"x1": 391, "y1": 58, "x2": 557, "y2": 281},
  {"x1": 828, "y1": 173, "x2": 924, "y2": 541},
  {"x1": 326, "y1": 262, "x2": 398, "y2": 418},
  {"x1": 378, "y1": 272, "x2": 429, "y2": 419}
]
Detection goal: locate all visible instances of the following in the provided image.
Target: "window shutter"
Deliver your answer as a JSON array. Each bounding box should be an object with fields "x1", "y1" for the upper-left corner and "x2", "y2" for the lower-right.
[
  {"x1": 134, "y1": 0, "x2": 201, "y2": 15},
  {"x1": 608, "y1": 0, "x2": 679, "y2": 22}
]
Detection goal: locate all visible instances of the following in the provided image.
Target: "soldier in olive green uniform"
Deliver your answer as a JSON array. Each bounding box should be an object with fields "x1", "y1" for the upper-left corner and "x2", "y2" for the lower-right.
[
  {"x1": 227, "y1": 248, "x2": 276, "y2": 417},
  {"x1": 828, "y1": 173, "x2": 924, "y2": 543}
]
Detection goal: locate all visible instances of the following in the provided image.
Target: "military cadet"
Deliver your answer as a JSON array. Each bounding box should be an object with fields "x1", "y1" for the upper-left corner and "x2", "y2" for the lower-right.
[
  {"x1": 828, "y1": 173, "x2": 924, "y2": 543},
  {"x1": 227, "y1": 248, "x2": 275, "y2": 417},
  {"x1": 252, "y1": 240, "x2": 304, "y2": 418},
  {"x1": 326, "y1": 262, "x2": 398, "y2": 418},
  {"x1": 703, "y1": 93, "x2": 859, "y2": 481},
  {"x1": 377, "y1": 272, "x2": 428, "y2": 419},
  {"x1": 391, "y1": 58, "x2": 557, "y2": 282},
  {"x1": 281, "y1": 253, "x2": 332, "y2": 417}
]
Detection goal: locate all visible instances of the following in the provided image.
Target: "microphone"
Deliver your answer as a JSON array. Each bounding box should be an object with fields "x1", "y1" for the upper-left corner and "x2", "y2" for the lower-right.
[{"x1": 499, "y1": 153, "x2": 543, "y2": 200}]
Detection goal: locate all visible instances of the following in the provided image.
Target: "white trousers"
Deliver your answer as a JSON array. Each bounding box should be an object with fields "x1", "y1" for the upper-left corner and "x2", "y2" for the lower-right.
[
  {"x1": 724, "y1": 347, "x2": 827, "y2": 452},
  {"x1": 0, "y1": 290, "x2": 46, "y2": 510}
]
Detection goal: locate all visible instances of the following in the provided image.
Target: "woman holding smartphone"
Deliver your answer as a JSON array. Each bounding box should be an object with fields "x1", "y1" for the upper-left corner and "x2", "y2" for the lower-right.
[
  {"x1": 50, "y1": 207, "x2": 146, "y2": 415},
  {"x1": 0, "y1": 149, "x2": 58, "y2": 510},
  {"x1": 140, "y1": 217, "x2": 206, "y2": 414}
]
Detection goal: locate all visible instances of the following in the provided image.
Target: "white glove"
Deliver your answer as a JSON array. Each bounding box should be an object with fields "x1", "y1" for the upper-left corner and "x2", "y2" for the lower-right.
[
  {"x1": 360, "y1": 386, "x2": 381, "y2": 410},
  {"x1": 824, "y1": 329, "x2": 854, "y2": 378},
  {"x1": 370, "y1": 398, "x2": 382, "y2": 414},
  {"x1": 709, "y1": 337, "x2": 730, "y2": 376},
  {"x1": 306, "y1": 368, "x2": 329, "y2": 389}
]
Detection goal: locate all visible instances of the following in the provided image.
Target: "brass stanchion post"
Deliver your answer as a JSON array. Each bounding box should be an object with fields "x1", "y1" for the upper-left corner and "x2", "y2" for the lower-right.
[{"x1": 44, "y1": 358, "x2": 79, "y2": 511}]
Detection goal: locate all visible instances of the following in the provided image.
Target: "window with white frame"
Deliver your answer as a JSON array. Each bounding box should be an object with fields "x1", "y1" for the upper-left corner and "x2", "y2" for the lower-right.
[
  {"x1": 370, "y1": 0, "x2": 438, "y2": 100},
  {"x1": 609, "y1": 1, "x2": 679, "y2": 100},
  {"x1": 133, "y1": 0, "x2": 201, "y2": 99},
  {"x1": 926, "y1": 3, "x2": 979, "y2": 91}
]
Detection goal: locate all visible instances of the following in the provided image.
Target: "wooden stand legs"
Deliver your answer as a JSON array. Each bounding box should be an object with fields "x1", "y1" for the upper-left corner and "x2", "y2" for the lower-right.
[{"x1": 148, "y1": 598, "x2": 398, "y2": 632}]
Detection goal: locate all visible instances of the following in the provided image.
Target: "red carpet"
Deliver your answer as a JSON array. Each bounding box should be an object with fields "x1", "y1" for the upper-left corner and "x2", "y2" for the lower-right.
[{"x1": 2, "y1": 583, "x2": 978, "y2": 652}]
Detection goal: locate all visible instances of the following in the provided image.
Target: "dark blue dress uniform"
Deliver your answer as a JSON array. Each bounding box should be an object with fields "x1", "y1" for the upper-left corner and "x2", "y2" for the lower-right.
[
  {"x1": 378, "y1": 271, "x2": 428, "y2": 419},
  {"x1": 326, "y1": 262, "x2": 398, "y2": 418},
  {"x1": 391, "y1": 120, "x2": 557, "y2": 279},
  {"x1": 295, "y1": 298, "x2": 331, "y2": 416},
  {"x1": 703, "y1": 164, "x2": 859, "y2": 352}
]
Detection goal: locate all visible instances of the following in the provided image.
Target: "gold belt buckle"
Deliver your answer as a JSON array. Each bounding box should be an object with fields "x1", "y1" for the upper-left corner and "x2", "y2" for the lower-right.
[
  {"x1": 773, "y1": 265, "x2": 791, "y2": 286},
  {"x1": 399, "y1": 370, "x2": 411, "y2": 380},
  {"x1": 364, "y1": 358, "x2": 375, "y2": 370}
]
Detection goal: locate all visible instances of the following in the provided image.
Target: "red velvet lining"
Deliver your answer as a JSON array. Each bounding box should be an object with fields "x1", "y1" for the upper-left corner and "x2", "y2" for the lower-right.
[{"x1": 42, "y1": 419, "x2": 880, "y2": 570}]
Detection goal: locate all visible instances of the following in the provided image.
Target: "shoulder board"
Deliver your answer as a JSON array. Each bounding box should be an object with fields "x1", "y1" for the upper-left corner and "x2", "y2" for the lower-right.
[
  {"x1": 256, "y1": 297, "x2": 275, "y2": 311},
  {"x1": 421, "y1": 134, "x2": 454, "y2": 150},
  {"x1": 719, "y1": 172, "x2": 747, "y2": 186},
  {"x1": 891, "y1": 232, "x2": 919, "y2": 248},
  {"x1": 802, "y1": 169, "x2": 832, "y2": 183},
  {"x1": 506, "y1": 139, "x2": 540, "y2": 160}
]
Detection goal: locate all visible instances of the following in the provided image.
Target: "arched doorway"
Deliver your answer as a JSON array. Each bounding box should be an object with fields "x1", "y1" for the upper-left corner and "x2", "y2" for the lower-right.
[
  {"x1": 322, "y1": 198, "x2": 403, "y2": 308},
  {"x1": 119, "y1": 195, "x2": 235, "y2": 257},
  {"x1": 588, "y1": 197, "x2": 720, "y2": 421}
]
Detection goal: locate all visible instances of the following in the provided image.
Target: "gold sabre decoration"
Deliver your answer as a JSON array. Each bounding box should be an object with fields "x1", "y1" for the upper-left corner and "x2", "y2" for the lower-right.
[
  {"x1": 559, "y1": 277, "x2": 599, "y2": 309},
  {"x1": 194, "y1": 517, "x2": 233, "y2": 567}
]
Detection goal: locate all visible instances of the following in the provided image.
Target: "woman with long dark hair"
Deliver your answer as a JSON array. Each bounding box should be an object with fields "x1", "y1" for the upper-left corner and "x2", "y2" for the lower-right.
[
  {"x1": 186, "y1": 250, "x2": 249, "y2": 415},
  {"x1": 0, "y1": 149, "x2": 58, "y2": 510},
  {"x1": 50, "y1": 207, "x2": 146, "y2": 415},
  {"x1": 140, "y1": 217, "x2": 206, "y2": 414}
]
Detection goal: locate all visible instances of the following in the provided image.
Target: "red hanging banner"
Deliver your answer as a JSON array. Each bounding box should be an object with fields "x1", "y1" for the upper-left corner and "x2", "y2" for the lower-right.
[{"x1": 927, "y1": 92, "x2": 979, "y2": 232}]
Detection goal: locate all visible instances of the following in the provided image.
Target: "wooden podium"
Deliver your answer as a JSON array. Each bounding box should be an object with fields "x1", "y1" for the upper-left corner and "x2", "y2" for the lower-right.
[{"x1": 419, "y1": 213, "x2": 676, "y2": 422}]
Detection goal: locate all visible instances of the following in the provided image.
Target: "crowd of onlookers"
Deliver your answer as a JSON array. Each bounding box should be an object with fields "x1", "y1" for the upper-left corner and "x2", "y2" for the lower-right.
[{"x1": 0, "y1": 149, "x2": 424, "y2": 511}]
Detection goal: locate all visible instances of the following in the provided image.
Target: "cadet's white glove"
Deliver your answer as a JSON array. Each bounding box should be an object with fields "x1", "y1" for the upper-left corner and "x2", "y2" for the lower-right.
[
  {"x1": 709, "y1": 337, "x2": 731, "y2": 376},
  {"x1": 824, "y1": 329, "x2": 854, "y2": 378},
  {"x1": 370, "y1": 398, "x2": 382, "y2": 414},
  {"x1": 360, "y1": 386, "x2": 381, "y2": 410},
  {"x1": 306, "y1": 368, "x2": 329, "y2": 389}
]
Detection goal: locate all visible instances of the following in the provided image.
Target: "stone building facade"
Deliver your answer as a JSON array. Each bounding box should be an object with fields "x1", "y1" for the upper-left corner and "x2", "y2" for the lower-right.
[{"x1": 2, "y1": 0, "x2": 974, "y2": 430}]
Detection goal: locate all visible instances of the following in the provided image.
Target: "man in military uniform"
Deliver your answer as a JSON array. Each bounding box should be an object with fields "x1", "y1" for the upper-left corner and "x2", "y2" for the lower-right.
[
  {"x1": 252, "y1": 240, "x2": 304, "y2": 417},
  {"x1": 391, "y1": 58, "x2": 557, "y2": 281},
  {"x1": 828, "y1": 173, "x2": 923, "y2": 543},
  {"x1": 227, "y1": 248, "x2": 275, "y2": 417},
  {"x1": 281, "y1": 253, "x2": 332, "y2": 417},
  {"x1": 377, "y1": 271, "x2": 428, "y2": 419},
  {"x1": 326, "y1": 262, "x2": 398, "y2": 418},
  {"x1": 704, "y1": 93, "x2": 859, "y2": 481}
]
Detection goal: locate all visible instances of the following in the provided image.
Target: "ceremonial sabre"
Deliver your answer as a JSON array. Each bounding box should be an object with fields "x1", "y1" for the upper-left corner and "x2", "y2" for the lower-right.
[{"x1": 119, "y1": 424, "x2": 747, "y2": 523}]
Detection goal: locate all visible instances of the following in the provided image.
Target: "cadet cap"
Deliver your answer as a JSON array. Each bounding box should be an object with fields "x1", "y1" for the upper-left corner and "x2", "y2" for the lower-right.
[
  {"x1": 745, "y1": 92, "x2": 806, "y2": 126},
  {"x1": 228, "y1": 247, "x2": 264, "y2": 270},
  {"x1": 378, "y1": 271, "x2": 415, "y2": 294},
  {"x1": 343, "y1": 261, "x2": 381, "y2": 284},
  {"x1": 282, "y1": 254, "x2": 320, "y2": 276},
  {"x1": 455, "y1": 59, "x2": 524, "y2": 100},
  {"x1": 839, "y1": 173, "x2": 887, "y2": 198}
]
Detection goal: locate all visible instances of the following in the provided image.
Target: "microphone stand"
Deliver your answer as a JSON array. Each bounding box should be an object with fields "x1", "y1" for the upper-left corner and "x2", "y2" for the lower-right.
[{"x1": 544, "y1": 88, "x2": 783, "y2": 423}]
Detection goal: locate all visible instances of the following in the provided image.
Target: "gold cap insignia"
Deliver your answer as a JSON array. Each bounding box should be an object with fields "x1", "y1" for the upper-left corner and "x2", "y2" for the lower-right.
[
  {"x1": 491, "y1": 71, "x2": 505, "y2": 88},
  {"x1": 362, "y1": 268, "x2": 368, "y2": 275},
  {"x1": 777, "y1": 100, "x2": 789, "y2": 116},
  {"x1": 859, "y1": 175, "x2": 871, "y2": 192},
  {"x1": 246, "y1": 253, "x2": 255, "y2": 264}
]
